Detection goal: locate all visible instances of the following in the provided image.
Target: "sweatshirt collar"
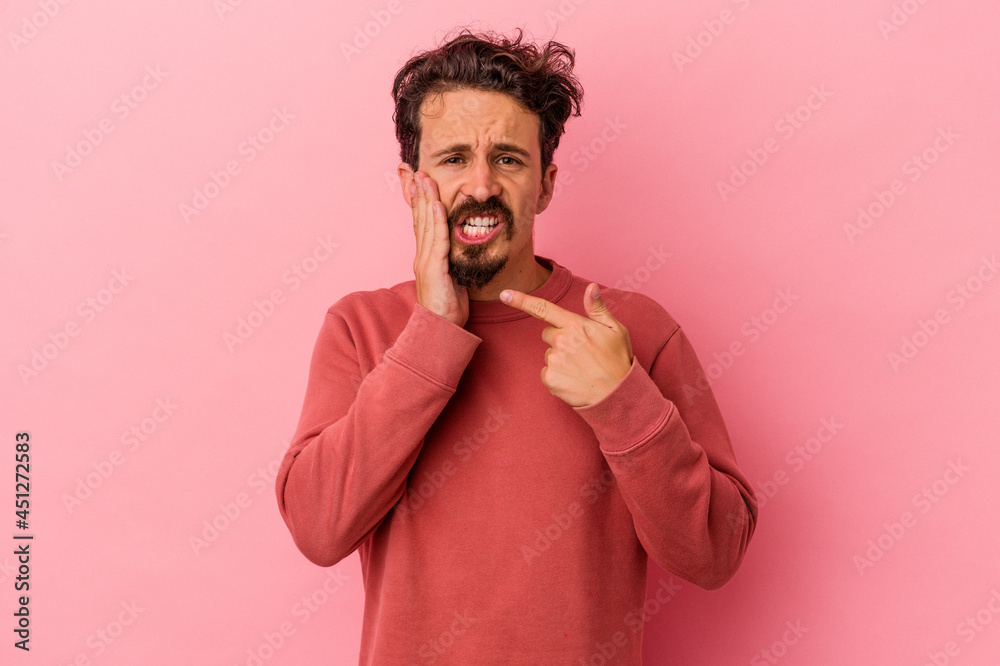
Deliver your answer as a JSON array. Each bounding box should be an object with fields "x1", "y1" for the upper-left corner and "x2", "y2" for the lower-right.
[{"x1": 467, "y1": 255, "x2": 572, "y2": 324}]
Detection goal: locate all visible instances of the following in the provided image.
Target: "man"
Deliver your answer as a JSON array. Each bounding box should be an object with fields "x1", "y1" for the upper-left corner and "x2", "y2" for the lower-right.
[{"x1": 275, "y1": 27, "x2": 757, "y2": 664}]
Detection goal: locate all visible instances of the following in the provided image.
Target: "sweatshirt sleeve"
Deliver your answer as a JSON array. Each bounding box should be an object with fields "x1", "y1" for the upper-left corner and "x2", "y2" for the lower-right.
[
  {"x1": 275, "y1": 300, "x2": 482, "y2": 567},
  {"x1": 571, "y1": 324, "x2": 758, "y2": 590}
]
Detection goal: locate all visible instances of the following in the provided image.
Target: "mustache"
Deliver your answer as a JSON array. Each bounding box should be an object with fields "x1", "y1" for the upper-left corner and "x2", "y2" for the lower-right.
[{"x1": 447, "y1": 196, "x2": 513, "y2": 228}]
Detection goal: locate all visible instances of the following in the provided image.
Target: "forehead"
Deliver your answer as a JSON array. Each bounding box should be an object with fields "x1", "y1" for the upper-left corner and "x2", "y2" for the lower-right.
[{"x1": 418, "y1": 88, "x2": 540, "y2": 155}]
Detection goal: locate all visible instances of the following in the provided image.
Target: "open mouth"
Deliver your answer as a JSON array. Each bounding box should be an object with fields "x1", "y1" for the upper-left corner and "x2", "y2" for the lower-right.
[{"x1": 454, "y1": 215, "x2": 503, "y2": 245}]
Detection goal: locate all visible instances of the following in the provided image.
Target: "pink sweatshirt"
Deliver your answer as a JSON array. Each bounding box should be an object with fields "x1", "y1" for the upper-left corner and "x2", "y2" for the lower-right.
[{"x1": 275, "y1": 255, "x2": 757, "y2": 664}]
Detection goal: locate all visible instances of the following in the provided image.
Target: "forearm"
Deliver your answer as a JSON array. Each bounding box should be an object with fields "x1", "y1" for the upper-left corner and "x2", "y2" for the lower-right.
[
  {"x1": 600, "y1": 388, "x2": 756, "y2": 589},
  {"x1": 275, "y1": 302, "x2": 481, "y2": 566},
  {"x1": 574, "y1": 332, "x2": 758, "y2": 589}
]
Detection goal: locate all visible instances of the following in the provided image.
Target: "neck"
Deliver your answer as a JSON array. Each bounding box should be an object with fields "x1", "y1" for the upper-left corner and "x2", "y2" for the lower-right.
[{"x1": 468, "y1": 256, "x2": 552, "y2": 302}]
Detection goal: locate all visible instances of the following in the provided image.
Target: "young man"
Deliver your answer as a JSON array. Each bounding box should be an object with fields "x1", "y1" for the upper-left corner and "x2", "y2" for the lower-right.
[{"x1": 275, "y1": 28, "x2": 758, "y2": 664}]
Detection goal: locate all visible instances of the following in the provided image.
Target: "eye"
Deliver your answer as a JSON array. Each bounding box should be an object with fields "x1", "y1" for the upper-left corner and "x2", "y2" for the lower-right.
[
  {"x1": 443, "y1": 156, "x2": 464, "y2": 165},
  {"x1": 498, "y1": 156, "x2": 521, "y2": 166}
]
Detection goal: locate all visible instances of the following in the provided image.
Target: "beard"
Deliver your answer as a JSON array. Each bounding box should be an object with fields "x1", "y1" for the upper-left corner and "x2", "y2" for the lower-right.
[{"x1": 446, "y1": 195, "x2": 515, "y2": 290}]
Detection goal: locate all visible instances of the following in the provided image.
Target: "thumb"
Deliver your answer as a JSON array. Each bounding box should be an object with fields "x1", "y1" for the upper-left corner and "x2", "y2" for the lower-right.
[{"x1": 584, "y1": 283, "x2": 616, "y2": 325}]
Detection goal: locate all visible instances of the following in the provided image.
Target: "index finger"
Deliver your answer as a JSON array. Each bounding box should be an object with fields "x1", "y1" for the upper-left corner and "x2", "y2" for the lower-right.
[{"x1": 499, "y1": 290, "x2": 577, "y2": 327}]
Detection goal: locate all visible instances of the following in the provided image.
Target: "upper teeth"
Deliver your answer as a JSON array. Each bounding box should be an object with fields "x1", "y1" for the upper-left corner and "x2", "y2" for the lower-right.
[{"x1": 463, "y1": 217, "x2": 498, "y2": 227}]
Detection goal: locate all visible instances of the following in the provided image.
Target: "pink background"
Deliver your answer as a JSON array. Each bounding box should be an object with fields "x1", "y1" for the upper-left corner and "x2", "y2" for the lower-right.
[{"x1": 3, "y1": 0, "x2": 999, "y2": 664}]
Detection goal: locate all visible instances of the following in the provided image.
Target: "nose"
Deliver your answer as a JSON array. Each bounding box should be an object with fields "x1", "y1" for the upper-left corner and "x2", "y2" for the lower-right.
[{"x1": 462, "y1": 155, "x2": 502, "y2": 202}]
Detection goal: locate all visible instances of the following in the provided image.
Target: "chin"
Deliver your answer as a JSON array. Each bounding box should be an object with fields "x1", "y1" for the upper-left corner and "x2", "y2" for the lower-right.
[{"x1": 449, "y1": 254, "x2": 508, "y2": 290}]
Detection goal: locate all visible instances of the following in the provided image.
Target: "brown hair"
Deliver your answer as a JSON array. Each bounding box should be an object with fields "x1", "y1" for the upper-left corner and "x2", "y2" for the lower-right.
[{"x1": 391, "y1": 27, "x2": 584, "y2": 177}]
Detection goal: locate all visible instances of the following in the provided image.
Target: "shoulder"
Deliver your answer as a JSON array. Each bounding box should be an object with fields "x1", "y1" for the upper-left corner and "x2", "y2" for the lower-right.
[
  {"x1": 322, "y1": 279, "x2": 417, "y2": 333},
  {"x1": 602, "y1": 286, "x2": 682, "y2": 356},
  {"x1": 559, "y1": 264, "x2": 680, "y2": 363},
  {"x1": 604, "y1": 287, "x2": 679, "y2": 332},
  {"x1": 563, "y1": 269, "x2": 680, "y2": 337}
]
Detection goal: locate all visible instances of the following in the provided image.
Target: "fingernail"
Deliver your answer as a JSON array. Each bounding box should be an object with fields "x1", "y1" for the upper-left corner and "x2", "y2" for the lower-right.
[
  {"x1": 592, "y1": 285, "x2": 600, "y2": 300},
  {"x1": 500, "y1": 291, "x2": 512, "y2": 303}
]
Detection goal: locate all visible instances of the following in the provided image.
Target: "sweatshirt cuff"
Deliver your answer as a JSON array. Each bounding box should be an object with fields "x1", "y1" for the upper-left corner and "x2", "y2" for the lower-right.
[
  {"x1": 572, "y1": 355, "x2": 674, "y2": 454},
  {"x1": 384, "y1": 302, "x2": 482, "y2": 391}
]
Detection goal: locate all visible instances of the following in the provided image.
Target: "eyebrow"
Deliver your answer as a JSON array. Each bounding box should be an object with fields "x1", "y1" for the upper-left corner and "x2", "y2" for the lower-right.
[{"x1": 428, "y1": 142, "x2": 531, "y2": 160}]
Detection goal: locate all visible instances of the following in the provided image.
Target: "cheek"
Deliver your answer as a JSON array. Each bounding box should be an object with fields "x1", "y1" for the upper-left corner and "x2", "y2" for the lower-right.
[
  {"x1": 506, "y1": 188, "x2": 534, "y2": 214},
  {"x1": 512, "y1": 198, "x2": 538, "y2": 225}
]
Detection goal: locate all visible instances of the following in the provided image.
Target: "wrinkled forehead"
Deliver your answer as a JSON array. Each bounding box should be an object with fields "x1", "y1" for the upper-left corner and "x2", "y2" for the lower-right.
[{"x1": 417, "y1": 88, "x2": 541, "y2": 156}]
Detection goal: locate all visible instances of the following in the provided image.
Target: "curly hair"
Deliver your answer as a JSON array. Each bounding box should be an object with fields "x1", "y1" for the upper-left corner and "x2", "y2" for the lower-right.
[{"x1": 391, "y1": 27, "x2": 584, "y2": 177}]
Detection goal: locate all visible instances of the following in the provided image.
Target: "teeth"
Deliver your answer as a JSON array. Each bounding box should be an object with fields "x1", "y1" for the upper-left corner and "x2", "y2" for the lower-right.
[
  {"x1": 463, "y1": 216, "x2": 498, "y2": 227},
  {"x1": 461, "y1": 216, "x2": 499, "y2": 238},
  {"x1": 463, "y1": 224, "x2": 494, "y2": 237}
]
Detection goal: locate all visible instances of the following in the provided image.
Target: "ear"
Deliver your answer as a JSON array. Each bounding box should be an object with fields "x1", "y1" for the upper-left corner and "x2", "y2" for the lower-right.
[
  {"x1": 535, "y1": 163, "x2": 558, "y2": 214},
  {"x1": 398, "y1": 162, "x2": 416, "y2": 207}
]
